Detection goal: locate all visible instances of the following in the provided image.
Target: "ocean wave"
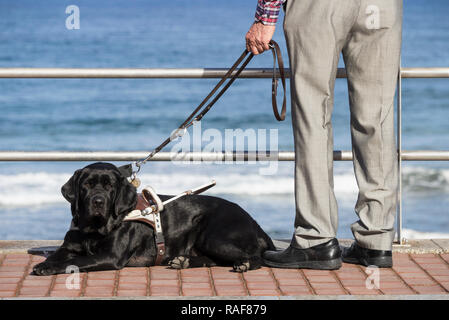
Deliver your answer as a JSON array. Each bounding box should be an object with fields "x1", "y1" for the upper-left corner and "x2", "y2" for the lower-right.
[
  {"x1": 402, "y1": 228, "x2": 449, "y2": 239},
  {"x1": 0, "y1": 166, "x2": 447, "y2": 207}
]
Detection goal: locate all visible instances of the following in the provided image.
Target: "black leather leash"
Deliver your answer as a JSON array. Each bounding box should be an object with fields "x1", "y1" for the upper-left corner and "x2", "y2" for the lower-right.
[{"x1": 123, "y1": 40, "x2": 287, "y2": 184}]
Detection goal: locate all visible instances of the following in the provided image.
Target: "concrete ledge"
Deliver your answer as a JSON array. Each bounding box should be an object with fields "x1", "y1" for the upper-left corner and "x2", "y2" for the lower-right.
[
  {"x1": 273, "y1": 239, "x2": 449, "y2": 254},
  {"x1": 1, "y1": 239, "x2": 448, "y2": 254}
]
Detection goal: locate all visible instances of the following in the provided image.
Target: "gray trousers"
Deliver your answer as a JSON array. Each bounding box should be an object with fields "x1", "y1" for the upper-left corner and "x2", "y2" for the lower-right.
[{"x1": 283, "y1": 0, "x2": 403, "y2": 250}]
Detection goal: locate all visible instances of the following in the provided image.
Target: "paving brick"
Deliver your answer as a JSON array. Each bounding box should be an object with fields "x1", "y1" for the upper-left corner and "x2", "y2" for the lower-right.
[
  {"x1": 379, "y1": 287, "x2": 416, "y2": 295},
  {"x1": 411, "y1": 253, "x2": 438, "y2": 259},
  {"x1": 212, "y1": 278, "x2": 242, "y2": 285},
  {"x1": 181, "y1": 276, "x2": 211, "y2": 283},
  {"x1": 116, "y1": 289, "x2": 147, "y2": 297},
  {"x1": 412, "y1": 285, "x2": 446, "y2": 294},
  {"x1": 314, "y1": 288, "x2": 347, "y2": 295},
  {"x1": 246, "y1": 281, "x2": 277, "y2": 290},
  {"x1": 309, "y1": 282, "x2": 341, "y2": 290},
  {"x1": 0, "y1": 291, "x2": 16, "y2": 297},
  {"x1": 279, "y1": 285, "x2": 312, "y2": 295},
  {"x1": 401, "y1": 277, "x2": 437, "y2": 286},
  {"x1": 182, "y1": 288, "x2": 214, "y2": 296},
  {"x1": 118, "y1": 282, "x2": 147, "y2": 290},
  {"x1": 119, "y1": 267, "x2": 148, "y2": 274},
  {"x1": 0, "y1": 277, "x2": 22, "y2": 284},
  {"x1": 276, "y1": 278, "x2": 307, "y2": 286},
  {"x1": 345, "y1": 287, "x2": 381, "y2": 295},
  {"x1": 398, "y1": 272, "x2": 431, "y2": 279},
  {"x1": 1, "y1": 259, "x2": 30, "y2": 266},
  {"x1": 377, "y1": 281, "x2": 409, "y2": 289},
  {"x1": 439, "y1": 282, "x2": 449, "y2": 291},
  {"x1": 440, "y1": 254, "x2": 449, "y2": 263},
  {"x1": 339, "y1": 279, "x2": 368, "y2": 287},
  {"x1": 215, "y1": 288, "x2": 247, "y2": 296},
  {"x1": 249, "y1": 289, "x2": 280, "y2": 296},
  {"x1": 149, "y1": 271, "x2": 179, "y2": 280},
  {"x1": 52, "y1": 283, "x2": 81, "y2": 291},
  {"x1": 118, "y1": 276, "x2": 147, "y2": 283},
  {"x1": 335, "y1": 272, "x2": 365, "y2": 279},
  {"x1": 417, "y1": 263, "x2": 449, "y2": 270},
  {"x1": 181, "y1": 268, "x2": 210, "y2": 277},
  {"x1": 0, "y1": 271, "x2": 25, "y2": 278},
  {"x1": 22, "y1": 279, "x2": 52, "y2": 287},
  {"x1": 426, "y1": 269, "x2": 449, "y2": 276},
  {"x1": 271, "y1": 271, "x2": 303, "y2": 279},
  {"x1": 149, "y1": 279, "x2": 179, "y2": 286},
  {"x1": 433, "y1": 275, "x2": 449, "y2": 282},
  {"x1": 393, "y1": 266, "x2": 423, "y2": 273},
  {"x1": 306, "y1": 275, "x2": 338, "y2": 283},
  {"x1": 18, "y1": 286, "x2": 49, "y2": 295},
  {"x1": 86, "y1": 272, "x2": 116, "y2": 279},
  {"x1": 149, "y1": 286, "x2": 180, "y2": 295},
  {"x1": 242, "y1": 275, "x2": 273, "y2": 282},
  {"x1": 0, "y1": 266, "x2": 27, "y2": 272},
  {"x1": 50, "y1": 290, "x2": 81, "y2": 297},
  {"x1": 86, "y1": 279, "x2": 115, "y2": 287},
  {"x1": 83, "y1": 287, "x2": 114, "y2": 297},
  {"x1": 0, "y1": 283, "x2": 18, "y2": 291},
  {"x1": 181, "y1": 282, "x2": 212, "y2": 289},
  {"x1": 303, "y1": 270, "x2": 333, "y2": 276}
]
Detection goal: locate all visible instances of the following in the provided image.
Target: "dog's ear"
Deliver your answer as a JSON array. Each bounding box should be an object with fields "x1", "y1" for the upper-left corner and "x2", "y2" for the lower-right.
[
  {"x1": 117, "y1": 164, "x2": 133, "y2": 179},
  {"x1": 113, "y1": 176, "x2": 137, "y2": 218},
  {"x1": 61, "y1": 169, "x2": 81, "y2": 204}
]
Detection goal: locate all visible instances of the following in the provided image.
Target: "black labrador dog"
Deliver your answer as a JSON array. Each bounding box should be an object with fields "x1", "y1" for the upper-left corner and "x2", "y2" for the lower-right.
[{"x1": 33, "y1": 162, "x2": 275, "y2": 275}]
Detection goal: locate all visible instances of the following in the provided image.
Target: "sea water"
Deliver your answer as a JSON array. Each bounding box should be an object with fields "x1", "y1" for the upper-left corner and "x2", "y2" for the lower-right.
[{"x1": 0, "y1": 0, "x2": 448, "y2": 240}]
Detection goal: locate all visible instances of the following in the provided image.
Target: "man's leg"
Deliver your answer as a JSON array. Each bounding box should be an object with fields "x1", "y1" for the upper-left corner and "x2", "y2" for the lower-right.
[
  {"x1": 284, "y1": 0, "x2": 359, "y2": 248},
  {"x1": 342, "y1": 0, "x2": 403, "y2": 252}
]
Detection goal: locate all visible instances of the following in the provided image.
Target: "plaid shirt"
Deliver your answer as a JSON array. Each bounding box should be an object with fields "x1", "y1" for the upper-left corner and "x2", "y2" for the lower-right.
[{"x1": 254, "y1": 0, "x2": 286, "y2": 26}]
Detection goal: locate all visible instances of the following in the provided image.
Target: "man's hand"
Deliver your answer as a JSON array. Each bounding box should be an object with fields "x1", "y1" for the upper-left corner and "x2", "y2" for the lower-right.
[{"x1": 245, "y1": 21, "x2": 276, "y2": 55}]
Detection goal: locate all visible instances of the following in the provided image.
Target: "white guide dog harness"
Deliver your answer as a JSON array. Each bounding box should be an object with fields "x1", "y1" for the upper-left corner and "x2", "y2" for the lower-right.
[{"x1": 123, "y1": 181, "x2": 216, "y2": 265}]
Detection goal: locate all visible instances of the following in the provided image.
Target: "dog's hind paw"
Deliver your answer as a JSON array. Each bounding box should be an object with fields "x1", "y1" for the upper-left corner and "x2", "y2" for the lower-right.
[
  {"x1": 168, "y1": 256, "x2": 190, "y2": 269},
  {"x1": 233, "y1": 260, "x2": 250, "y2": 273}
]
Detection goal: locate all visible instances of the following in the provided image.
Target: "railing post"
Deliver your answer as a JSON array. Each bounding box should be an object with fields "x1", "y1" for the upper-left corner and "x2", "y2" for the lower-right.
[{"x1": 397, "y1": 60, "x2": 404, "y2": 245}]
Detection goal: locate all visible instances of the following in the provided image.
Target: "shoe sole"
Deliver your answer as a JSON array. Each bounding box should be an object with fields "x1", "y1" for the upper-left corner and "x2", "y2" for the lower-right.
[
  {"x1": 263, "y1": 257, "x2": 342, "y2": 270},
  {"x1": 342, "y1": 256, "x2": 393, "y2": 268}
]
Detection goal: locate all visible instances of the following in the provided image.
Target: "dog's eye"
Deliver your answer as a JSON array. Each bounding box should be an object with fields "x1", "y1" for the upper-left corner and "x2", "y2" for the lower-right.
[
  {"x1": 103, "y1": 182, "x2": 111, "y2": 190},
  {"x1": 84, "y1": 180, "x2": 96, "y2": 188}
]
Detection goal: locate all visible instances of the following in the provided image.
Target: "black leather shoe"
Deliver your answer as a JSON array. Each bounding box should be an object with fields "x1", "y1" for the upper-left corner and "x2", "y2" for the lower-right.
[
  {"x1": 342, "y1": 242, "x2": 393, "y2": 268},
  {"x1": 262, "y1": 238, "x2": 342, "y2": 270}
]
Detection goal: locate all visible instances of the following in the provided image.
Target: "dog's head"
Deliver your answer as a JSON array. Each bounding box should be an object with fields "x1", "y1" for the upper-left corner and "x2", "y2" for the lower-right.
[{"x1": 61, "y1": 162, "x2": 137, "y2": 235}]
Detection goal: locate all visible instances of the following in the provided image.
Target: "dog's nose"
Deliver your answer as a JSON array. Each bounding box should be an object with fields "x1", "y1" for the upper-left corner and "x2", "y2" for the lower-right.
[{"x1": 92, "y1": 196, "x2": 105, "y2": 209}]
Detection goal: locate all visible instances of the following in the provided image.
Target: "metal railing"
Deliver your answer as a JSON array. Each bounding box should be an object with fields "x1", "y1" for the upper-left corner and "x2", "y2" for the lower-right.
[{"x1": 1, "y1": 66, "x2": 449, "y2": 245}]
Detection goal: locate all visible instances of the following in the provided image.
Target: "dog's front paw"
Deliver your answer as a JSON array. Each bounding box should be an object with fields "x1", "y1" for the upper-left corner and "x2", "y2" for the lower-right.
[
  {"x1": 32, "y1": 261, "x2": 59, "y2": 276},
  {"x1": 233, "y1": 260, "x2": 250, "y2": 273},
  {"x1": 168, "y1": 256, "x2": 190, "y2": 269}
]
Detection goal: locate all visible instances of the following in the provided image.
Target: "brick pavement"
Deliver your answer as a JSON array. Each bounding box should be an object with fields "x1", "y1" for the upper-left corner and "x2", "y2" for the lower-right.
[{"x1": 0, "y1": 252, "x2": 448, "y2": 298}]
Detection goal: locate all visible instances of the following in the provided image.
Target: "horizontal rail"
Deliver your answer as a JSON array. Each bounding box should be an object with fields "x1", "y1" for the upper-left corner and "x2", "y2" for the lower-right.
[
  {"x1": 0, "y1": 151, "x2": 448, "y2": 162},
  {"x1": 0, "y1": 67, "x2": 449, "y2": 79}
]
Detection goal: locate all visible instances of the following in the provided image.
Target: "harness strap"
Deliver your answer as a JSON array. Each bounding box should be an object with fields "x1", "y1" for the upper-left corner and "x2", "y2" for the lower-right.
[{"x1": 123, "y1": 193, "x2": 165, "y2": 265}]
